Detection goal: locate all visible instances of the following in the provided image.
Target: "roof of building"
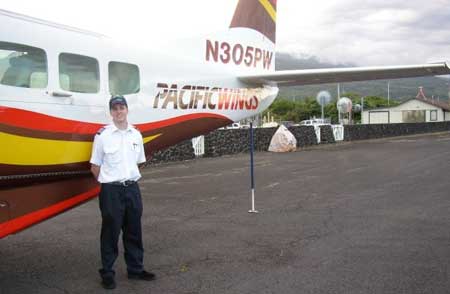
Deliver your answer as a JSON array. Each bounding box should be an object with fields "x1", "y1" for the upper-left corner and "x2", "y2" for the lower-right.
[
  {"x1": 364, "y1": 87, "x2": 450, "y2": 112},
  {"x1": 414, "y1": 96, "x2": 450, "y2": 111},
  {"x1": 364, "y1": 97, "x2": 450, "y2": 111}
]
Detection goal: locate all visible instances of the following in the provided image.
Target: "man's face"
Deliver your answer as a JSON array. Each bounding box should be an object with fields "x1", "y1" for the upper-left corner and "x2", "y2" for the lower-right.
[{"x1": 110, "y1": 104, "x2": 128, "y2": 124}]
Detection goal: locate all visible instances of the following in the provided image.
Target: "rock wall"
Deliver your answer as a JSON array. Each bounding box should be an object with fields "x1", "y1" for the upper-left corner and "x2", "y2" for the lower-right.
[
  {"x1": 288, "y1": 126, "x2": 318, "y2": 147},
  {"x1": 149, "y1": 139, "x2": 195, "y2": 164},
  {"x1": 147, "y1": 122, "x2": 450, "y2": 163},
  {"x1": 344, "y1": 122, "x2": 450, "y2": 141},
  {"x1": 204, "y1": 128, "x2": 277, "y2": 157},
  {"x1": 319, "y1": 125, "x2": 336, "y2": 144}
]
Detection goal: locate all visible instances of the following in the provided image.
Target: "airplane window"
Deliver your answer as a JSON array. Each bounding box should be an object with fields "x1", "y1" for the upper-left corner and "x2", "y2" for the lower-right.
[
  {"x1": 59, "y1": 53, "x2": 99, "y2": 93},
  {"x1": 0, "y1": 41, "x2": 47, "y2": 88},
  {"x1": 108, "y1": 61, "x2": 140, "y2": 95}
]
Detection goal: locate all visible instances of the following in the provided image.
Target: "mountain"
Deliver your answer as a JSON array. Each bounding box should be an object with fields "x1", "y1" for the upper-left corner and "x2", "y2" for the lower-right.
[{"x1": 276, "y1": 52, "x2": 450, "y2": 102}]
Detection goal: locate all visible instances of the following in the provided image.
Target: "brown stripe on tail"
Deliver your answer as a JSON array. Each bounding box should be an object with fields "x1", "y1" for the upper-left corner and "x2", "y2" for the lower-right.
[{"x1": 230, "y1": 0, "x2": 277, "y2": 43}]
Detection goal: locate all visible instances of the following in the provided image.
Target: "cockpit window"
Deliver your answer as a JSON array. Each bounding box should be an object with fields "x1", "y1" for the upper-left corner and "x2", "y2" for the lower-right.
[
  {"x1": 59, "y1": 53, "x2": 99, "y2": 93},
  {"x1": 108, "y1": 61, "x2": 140, "y2": 95},
  {"x1": 0, "y1": 41, "x2": 48, "y2": 88}
]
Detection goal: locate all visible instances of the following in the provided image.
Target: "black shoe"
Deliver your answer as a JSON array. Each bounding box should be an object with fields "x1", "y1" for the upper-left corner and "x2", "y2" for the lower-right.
[
  {"x1": 101, "y1": 276, "x2": 116, "y2": 290},
  {"x1": 128, "y1": 270, "x2": 156, "y2": 281}
]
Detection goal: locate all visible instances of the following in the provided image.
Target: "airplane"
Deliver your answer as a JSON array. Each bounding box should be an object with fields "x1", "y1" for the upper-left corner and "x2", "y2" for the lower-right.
[{"x1": 1, "y1": 0, "x2": 449, "y2": 239}]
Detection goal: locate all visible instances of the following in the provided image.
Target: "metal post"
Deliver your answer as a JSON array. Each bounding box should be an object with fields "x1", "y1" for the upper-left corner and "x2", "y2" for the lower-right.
[
  {"x1": 361, "y1": 96, "x2": 364, "y2": 124},
  {"x1": 361, "y1": 96, "x2": 364, "y2": 113},
  {"x1": 337, "y1": 83, "x2": 341, "y2": 124},
  {"x1": 321, "y1": 103, "x2": 324, "y2": 120},
  {"x1": 387, "y1": 81, "x2": 390, "y2": 106},
  {"x1": 248, "y1": 121, "x2": 258, "y2": 213}
]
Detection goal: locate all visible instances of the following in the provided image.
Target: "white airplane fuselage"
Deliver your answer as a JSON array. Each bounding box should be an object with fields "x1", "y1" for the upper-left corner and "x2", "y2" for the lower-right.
[
  {"x1": 0, "y1": 6, "x2": 277, "y2": 238},
  {"x1": 1, "y1": 11, "x2": 278, "y2": 128}
]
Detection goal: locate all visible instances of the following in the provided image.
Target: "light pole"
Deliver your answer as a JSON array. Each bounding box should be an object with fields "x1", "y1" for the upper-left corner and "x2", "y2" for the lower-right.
[
  {"x1": 317, "y1": 91, "x2": 331, "y2": 121},
  {"x1": 387, "y1": 81, "x2": 390, "y2": 106},
  {"x1": 248, "y1": 120, "x2": 258, "y2": 213},
  {"x1": 361, "y1": 96, "x2": 364, "y2": 124}
]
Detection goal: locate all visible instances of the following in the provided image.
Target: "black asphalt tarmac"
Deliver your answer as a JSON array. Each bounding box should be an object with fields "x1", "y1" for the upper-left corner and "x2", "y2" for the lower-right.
[{"x1": 2, "y1": 132, "x2": 450, "y2": 294}]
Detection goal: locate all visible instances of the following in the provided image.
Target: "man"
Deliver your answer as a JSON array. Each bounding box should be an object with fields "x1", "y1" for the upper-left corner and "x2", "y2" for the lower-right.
[{"x1": 90, "y1": 95, "x2": 155, "y2": 290}]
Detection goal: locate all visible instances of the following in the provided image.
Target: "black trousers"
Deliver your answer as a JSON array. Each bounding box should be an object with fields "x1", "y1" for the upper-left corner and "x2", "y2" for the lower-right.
[{"x1": 98, "y1": 182, "x2": 144, "y2": 278}]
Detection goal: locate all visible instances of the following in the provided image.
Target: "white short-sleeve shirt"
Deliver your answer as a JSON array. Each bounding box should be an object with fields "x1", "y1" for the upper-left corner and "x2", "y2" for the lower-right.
[{"x1": 90, "y1": 123, "x2": 146, "y2": 183}]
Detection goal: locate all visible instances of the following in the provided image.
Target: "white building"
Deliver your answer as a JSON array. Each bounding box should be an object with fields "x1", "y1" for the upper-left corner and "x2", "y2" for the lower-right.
[{"x1": 362, "y1": 96, "x2": 450, "y2": 124}]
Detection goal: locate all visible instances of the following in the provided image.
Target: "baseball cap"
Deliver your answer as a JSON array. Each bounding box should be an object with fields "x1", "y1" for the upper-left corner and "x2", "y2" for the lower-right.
[{"x1": 109, "y1": 95, "x2": 128, "y2": 109}]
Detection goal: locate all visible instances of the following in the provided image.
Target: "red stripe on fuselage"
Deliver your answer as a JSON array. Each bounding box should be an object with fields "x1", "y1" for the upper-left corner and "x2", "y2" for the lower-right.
[
  {"x1": 0, "y1": 186, "x2": 100, "y2": 239},
  {"x1": 0, "y1": 106, "x2": 103, "y2": 134},
  {"x1": 0, "y1": 106, "x2": 228, "y2": 136}
]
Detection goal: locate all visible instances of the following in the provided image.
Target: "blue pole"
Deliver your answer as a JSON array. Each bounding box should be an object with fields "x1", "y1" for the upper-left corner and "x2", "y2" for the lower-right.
[
  {"x1": 249, "y1": 121, "x2": 258, "y2": 213},
  {"x1": 250, "y1": 121, "x2": 254, "y2": 189}
]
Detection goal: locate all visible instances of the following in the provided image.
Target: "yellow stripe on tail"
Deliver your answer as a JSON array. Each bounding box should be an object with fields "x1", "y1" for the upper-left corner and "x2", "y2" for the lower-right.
[{"x1": 259, "y1": 0, "x2": 276, "y2": 22}]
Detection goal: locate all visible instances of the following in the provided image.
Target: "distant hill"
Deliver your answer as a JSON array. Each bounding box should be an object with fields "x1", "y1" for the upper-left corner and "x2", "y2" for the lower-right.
[{"x1": 276, "y1": 52, "x2": 450, "y2": 103}]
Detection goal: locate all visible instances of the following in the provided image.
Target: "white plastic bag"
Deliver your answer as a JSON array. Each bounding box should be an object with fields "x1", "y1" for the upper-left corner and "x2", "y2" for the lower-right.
[{"x1": 268, "y1": 125, "x2": 297, "y2": 152}]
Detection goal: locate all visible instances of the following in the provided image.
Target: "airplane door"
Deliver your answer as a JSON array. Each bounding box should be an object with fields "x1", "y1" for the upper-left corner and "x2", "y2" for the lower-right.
[
  {"x1": 46, "y1": 53, "x2": 141, "y2": 112},
  {"x1": 51, "y1": 52, "x2": 106, "y2": 108}
]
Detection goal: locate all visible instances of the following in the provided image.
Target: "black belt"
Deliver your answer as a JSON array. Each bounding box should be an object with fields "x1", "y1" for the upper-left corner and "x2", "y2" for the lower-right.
[{"x1": 106, "y1": 180, "x2": 136, "y2": 187}]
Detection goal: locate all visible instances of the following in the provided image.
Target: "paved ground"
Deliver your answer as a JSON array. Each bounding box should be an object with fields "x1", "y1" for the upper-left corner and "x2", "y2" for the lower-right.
[{"x1": 2, "y1": 132, "x2": 450, "y2": 294}]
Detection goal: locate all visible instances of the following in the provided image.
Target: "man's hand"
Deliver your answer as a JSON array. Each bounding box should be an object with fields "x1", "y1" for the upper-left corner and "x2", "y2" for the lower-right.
[{"x1": 90, "y1": 164, "x2": 100, "y2": 181}]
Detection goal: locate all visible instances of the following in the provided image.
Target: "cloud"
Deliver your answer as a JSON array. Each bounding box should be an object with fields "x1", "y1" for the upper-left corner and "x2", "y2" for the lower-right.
[
  {"x1": 278, "y1": 0, "x2": 450, "y2": 66},
  {"x1": 3, "y1": 0, "x2": 449, "y2": 67}
]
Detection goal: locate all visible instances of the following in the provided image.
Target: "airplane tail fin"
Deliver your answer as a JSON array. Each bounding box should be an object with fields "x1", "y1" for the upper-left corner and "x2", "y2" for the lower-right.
[
  {"x1": 204, "y1": 0, "x2": 277, "y2": 72},
  {"x1": 230, "y1": 0, "x2": 277, "y2": 45}
]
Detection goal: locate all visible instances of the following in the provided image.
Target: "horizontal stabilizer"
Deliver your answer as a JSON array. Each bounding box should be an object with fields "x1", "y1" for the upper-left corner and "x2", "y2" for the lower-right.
[{"x1": 238, "y1": 62, "x2": 450, "y2": 86}]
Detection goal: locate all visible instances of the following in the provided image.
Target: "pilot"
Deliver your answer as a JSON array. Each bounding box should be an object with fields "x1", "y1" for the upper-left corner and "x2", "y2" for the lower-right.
[{"x1": 90, "y1": 95, "x2": 155, "y2": 290}]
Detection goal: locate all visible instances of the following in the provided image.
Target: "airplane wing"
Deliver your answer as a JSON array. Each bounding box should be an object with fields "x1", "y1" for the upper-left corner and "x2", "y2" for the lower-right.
[{"x1": 238, "y1": 62, "x2": 450, "y2": 86}]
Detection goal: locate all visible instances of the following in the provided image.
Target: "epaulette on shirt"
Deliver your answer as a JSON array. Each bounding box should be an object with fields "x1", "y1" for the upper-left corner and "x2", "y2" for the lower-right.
[{"x1": 96, "y1": 127, "x2": 106, "y2": 135}]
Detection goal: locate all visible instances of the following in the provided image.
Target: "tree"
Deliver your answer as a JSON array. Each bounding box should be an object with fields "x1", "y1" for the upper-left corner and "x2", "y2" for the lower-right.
[
  {"x1": 268, "y1": 99, "x2": 296, "y2": 118},
  {"x1": 266, "y1": 93, "x2": 396, "y2": 124},
  {"x1": 324, "y1": 101, "x2": 338, "y2": 124},
  {"x1": 363, "y1": 95, "x2": 399, "y2": 109}
]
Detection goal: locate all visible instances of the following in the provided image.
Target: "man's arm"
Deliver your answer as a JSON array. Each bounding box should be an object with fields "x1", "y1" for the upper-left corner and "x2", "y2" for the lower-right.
[
  {"x1": 91, "y1": 164, "x2": 100, "y2": 180},
  {"x1": 90, "y1": 129, "x2": 104, "y2": 181},
  {"x1": 137, "y1": 134, "x2": 147, "y2": 169}
]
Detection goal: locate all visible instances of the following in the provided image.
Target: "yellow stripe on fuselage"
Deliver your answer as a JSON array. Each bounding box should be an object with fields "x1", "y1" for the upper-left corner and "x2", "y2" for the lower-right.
[
  {"x1": 259, "y1": 0, "x2": 276, "y2": 22},
  {"x1": 1, "y1": 132, "x2": 161, "y2": 166},
  {"x1": 144, "y1": 134, "x2": 161, "y2": 144}
]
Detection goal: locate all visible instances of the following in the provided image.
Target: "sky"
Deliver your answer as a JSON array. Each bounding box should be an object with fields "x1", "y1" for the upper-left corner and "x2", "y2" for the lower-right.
[{"x1": 2, "y1": 0, "x2": 450, "y2": 66}]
